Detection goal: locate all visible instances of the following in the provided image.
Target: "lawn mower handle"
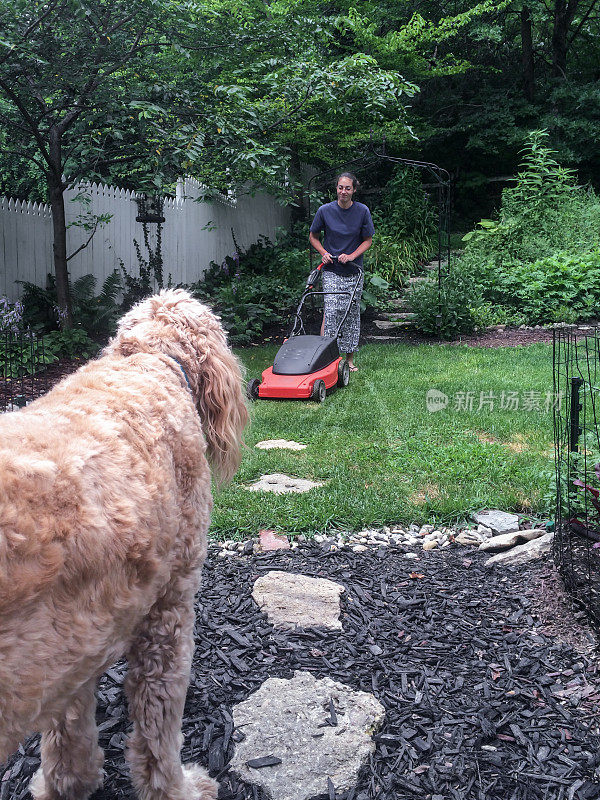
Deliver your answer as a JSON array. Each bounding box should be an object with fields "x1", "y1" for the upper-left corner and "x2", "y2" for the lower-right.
[{"x1": 306, "y1": 259, "x2": 327, "y2": 288}]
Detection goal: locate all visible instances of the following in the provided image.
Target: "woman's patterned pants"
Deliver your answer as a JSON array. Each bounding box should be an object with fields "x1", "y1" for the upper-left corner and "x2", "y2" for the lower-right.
[{"x1": 322, "y1": 268, "x2": 364, "y2": 353}]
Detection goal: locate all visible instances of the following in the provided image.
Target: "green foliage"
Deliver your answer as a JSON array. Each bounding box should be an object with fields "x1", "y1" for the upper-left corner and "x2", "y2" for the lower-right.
[
  {"x1": 0, "y1": 332, "x2": 53, "y2": 378},
  {"x1": 461, "y1": 131, "x2": 599, "y2": 266},
  {"x1": 458, "y1": 131, "x2": 600, "y2": 325},
  {"x1": 18, "y1": 280, "x2": 59, "y2": 332},
  {"x1": 190, "y1": 233, "x2": 311, "y2": 345},
  {"x1": 43, "y1": 328, "x2": 98, "y2": 361},
  {"x1": 18, "y1": 272, "x2": 122, "y2": 337},
  {"x1": 474, "y1": 250, "x2": 600, "y2": 324},
  {"x1": 0, "y1": 326, "x2": 96, "y2": 379},
  {"x1": 362, "y1": 273, "x2": 390, "y2": 312},
  {"x1": 120, "y1": 212, "x2": 167, "y2": 311},
  {"x1": 408, "y1": 264, "x2": 480, "y2": 338},
  {"x1": 369, "y1": 167, "x2": 437, "y2": 285}
]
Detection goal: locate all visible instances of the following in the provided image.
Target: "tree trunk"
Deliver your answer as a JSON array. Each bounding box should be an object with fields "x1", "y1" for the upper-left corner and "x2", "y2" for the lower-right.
[
  {"x1": 48, "y1": 128, "x2": 72, "y2": 328},
  {"x1": 552, "y1": 0, "x2": 578, "y2": 78},
  {"x1": 289, "y1": 143, "x2": 307, "y2": 224},
  {"x1": 521, "y1": 6, "x2": 535, "y2": 101}
]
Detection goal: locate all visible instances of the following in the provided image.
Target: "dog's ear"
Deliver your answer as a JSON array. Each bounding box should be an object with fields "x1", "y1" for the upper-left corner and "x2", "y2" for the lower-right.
[
  {"x1": 191, "y1": 320, "x2": 248, "y2": 485},
  {"x1": 107, "y1": 290, "x2": 248, "y2": 484}
]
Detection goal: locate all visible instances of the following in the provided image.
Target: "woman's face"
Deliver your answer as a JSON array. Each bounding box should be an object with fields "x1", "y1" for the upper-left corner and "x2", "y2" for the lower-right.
[{"x1": 336, "y1": 177, "x2": 355, "y2": 204}]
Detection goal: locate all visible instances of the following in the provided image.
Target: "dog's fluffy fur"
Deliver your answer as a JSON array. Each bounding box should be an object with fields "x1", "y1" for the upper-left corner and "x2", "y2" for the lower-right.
[{"x1": 0, "y1": 290, "x2": 248, "y2": 800}]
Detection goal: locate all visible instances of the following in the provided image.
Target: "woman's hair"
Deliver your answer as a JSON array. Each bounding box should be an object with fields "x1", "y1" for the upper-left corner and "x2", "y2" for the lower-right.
[{"x1": 334, "y1": 172, "x2": 360, "y2": 190}]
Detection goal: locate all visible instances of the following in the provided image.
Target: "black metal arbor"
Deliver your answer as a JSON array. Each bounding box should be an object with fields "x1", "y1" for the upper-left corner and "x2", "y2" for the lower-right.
[
  {"x1": 306, "y1": 138, "x2": 452, "y2": 330},
  {"x1": 553, "y1": 327, "x2": 600, "y2": 625}
]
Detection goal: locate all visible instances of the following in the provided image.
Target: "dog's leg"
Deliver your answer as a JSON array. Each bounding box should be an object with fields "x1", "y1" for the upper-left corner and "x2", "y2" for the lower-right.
[
  {"x1": 125, "y1": 579, "x2": 218, "y2": 800},
  {"x1": 29, "y1": 678, "x2": 104, "y2": 800}
]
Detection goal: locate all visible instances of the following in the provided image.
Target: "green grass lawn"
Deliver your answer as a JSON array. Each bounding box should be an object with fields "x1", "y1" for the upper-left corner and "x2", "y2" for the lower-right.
[{"x1": 211, "y1": 342, "x2": 556, "y2": 539}]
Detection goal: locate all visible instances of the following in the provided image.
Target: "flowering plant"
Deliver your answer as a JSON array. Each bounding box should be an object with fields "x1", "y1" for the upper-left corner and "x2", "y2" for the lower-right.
[{"x1": 0, "y1": 296, "x2": 25, "y2": 333}]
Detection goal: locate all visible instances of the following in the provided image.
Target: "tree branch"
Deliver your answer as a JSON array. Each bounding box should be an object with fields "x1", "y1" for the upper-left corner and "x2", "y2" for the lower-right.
[
  {"x1": 1, "y1": 147, "x2": 48, "y2": 173},
  {"x1": 57, "y1": 22, "x2": 150, "y2": 137},
  {"x1": 66, "y1": 216, "x2": 104, "y2": 262},
  {"x1": 0, "y1": 0, "x2": 63, "y2": 67},
  {"x1": 261, "y1": 84, "x2": 313, "y2": 131},
  {"x1": 568, "y1": 0, "x2": 600, "y2": 45},
  {"x1": 0, "y1": 77, "x2": 52, "y2": 167}
]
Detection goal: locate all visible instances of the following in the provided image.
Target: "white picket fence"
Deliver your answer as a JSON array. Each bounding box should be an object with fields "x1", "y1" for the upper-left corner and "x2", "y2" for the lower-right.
[{"x1": 0, "y1": 178, "x2": 291, "y2": 301}]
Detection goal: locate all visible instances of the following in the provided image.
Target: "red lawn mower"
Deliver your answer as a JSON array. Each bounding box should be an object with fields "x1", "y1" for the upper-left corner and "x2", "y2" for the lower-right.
[{"x1": 247, "y1": 258, "x2": 362, "y2": 402}]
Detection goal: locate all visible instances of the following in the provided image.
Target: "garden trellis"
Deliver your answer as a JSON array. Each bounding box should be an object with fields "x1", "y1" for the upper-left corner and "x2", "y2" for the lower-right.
[{"x1": 553, "y1": 327, "x2": 600, "y2": 625}]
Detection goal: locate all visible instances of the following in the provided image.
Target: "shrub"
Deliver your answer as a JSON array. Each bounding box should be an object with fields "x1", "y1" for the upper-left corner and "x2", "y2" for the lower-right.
[
  {"x1": 408, "y1": 264, "x2": 480, "y2": 338},
  {"x1": 476, "y1": 250, "x2": 600, "y2": 324},
  {"x1": 190, "y1": 233, "x2": 311, "y2": 345},
  {"x1": 18, "y1": 272, "x2": 122, "y2": 337},
  {"x1": 462, "y1": 130, "x2": 600, "y2": 275},
  {"x1": 457, "y1": 130, "x2": 600, "y2": 326},
  {"x1": 370, "y1": 167, "x2": 437, "y2": 285}
]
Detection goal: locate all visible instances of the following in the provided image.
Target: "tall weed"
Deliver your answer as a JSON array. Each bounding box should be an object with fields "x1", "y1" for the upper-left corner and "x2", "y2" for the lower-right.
[{"x1": 462, "y1": 130, "x2": 600, "y2": 272}]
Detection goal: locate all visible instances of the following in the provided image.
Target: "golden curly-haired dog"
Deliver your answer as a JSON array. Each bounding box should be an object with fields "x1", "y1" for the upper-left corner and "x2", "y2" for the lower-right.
[{"x1": 0, "y1": 289, "x2": 248, "y2": 800}]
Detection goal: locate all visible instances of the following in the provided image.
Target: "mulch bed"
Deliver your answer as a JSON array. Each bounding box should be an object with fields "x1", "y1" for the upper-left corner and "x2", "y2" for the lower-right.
[
  {"x1": 0, "y1": 357, "x2": 86, "y2": 411},
  {"x1": 2, "y1": 545, "x2": 599, "y2": 800}
]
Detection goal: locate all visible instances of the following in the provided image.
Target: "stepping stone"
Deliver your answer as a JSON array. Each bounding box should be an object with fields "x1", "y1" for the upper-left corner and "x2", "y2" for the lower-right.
[
  {"x1": 387, "y1": 297, "x2": 411, "y2": 309},
  {"x1": 252, "y1": 571, "x2": 345, "y2": 630},
  {"x1": 255, "y1": 439, "x2": 307, "y2": 451},
  {"x1": 228, "y1": 671, "x2": 385, "y2": 800},
  {"x1": 478, "y1": 528, "x2": 545, "y2": 552},
  {"x1": 485, "y1": 532, "x2": 554, "y2": 567},
  {"x1": 374, "y1": 318, "x2": 415, "y2": 330},
  {"x1": 377, "y1": 311, "x2": 415, "y2": 321},
  {"x1": 244, "y1": 473, "x2": 324, "y2": 494},
  {"x1": 473, "y1": 509, "x2": 520, "y2": 534}
]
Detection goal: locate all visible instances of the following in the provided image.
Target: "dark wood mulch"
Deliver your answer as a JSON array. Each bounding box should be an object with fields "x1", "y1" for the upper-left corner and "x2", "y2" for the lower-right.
[
  {"x1": 2, "y1": 546, "x2": 599, "y2": 800},
  {"x1": 0, "y1": 357, "x2": 87, "y2": 411}
]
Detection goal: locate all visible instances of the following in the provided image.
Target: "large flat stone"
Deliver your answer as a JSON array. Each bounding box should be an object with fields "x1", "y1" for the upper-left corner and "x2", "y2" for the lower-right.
[
  {"x1": 473, "y1": 509, "x2": 520, "y2": 534},
  {"x1": 252, "y1": 571, "x2": 345, "y2": 630},
  {"x1": 244, "y1": 473, "x2": 324, "y2": 494},
  {"x1": 229, "y1": 671, "x2": 385, "y2": 800},
  {"x1": 478, "y1": 528, "x2": 545, "y2": 552},
  {"x1": 255, "y1": 439, "x2": 307, "y2": 451},
  {"x1": 485, "y1": 532, "x2": 554, "y2": 567}
]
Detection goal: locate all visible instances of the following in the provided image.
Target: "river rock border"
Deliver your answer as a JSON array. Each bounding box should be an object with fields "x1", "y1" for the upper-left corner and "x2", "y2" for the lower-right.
[{"x1": 216, "y1": 516, "x2": 551, "y2": 561}]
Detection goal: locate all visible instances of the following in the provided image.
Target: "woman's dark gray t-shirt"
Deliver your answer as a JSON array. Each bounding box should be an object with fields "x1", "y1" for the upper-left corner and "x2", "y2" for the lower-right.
[{"x1": 310, "y1": 201, "x2": 375, "y2": 275}]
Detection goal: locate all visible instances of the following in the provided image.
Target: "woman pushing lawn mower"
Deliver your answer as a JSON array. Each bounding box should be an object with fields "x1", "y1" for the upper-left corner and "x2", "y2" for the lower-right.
[
  {"x1": 308, "y1": 172, "x2": 375, "y2": 372},
  {"x1": 246, "y1": 172, "x2": 374, "y2": 403}
]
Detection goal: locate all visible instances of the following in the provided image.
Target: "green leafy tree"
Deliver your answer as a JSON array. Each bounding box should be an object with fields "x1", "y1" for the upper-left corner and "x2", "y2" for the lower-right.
[
  {"x1": 0, "y1": 0, "x2": 426, "y2": 322},
  {"x1": 0, "y1": 0, "x2": 200, "y2": 324}
]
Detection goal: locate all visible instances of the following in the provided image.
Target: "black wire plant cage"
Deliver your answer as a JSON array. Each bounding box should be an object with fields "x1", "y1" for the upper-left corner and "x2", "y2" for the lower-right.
[
  {"x1": 306, "y1": 137, "x2": 452, "y2": 333},
  {"x1": 0, "y1": 330, "x2": 49, "y2": 412},
  {"x1": 553, "y1": 327, "x2": 600, "y2": 626}
]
